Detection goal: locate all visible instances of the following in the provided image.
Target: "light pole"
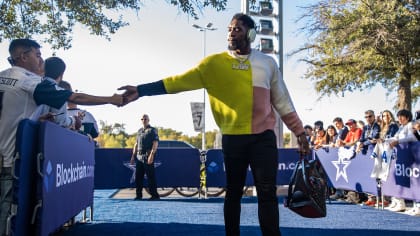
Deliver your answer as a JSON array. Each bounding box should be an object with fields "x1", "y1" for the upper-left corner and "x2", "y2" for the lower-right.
[{"x1": 192, "y1": 23, "x2": 217, "y2": 151}]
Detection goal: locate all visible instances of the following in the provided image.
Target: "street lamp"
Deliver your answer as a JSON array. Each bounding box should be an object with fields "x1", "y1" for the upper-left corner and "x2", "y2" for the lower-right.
[{"x1": 192, "y1": 23, "x2": 217, "y2": 151}]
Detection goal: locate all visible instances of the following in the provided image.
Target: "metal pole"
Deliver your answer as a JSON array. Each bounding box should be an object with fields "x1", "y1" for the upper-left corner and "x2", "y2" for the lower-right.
[
  {"x1": 192, "y1": 23, "x2": 217, "y2": 151},
  {"x1": 278, "y1": 0, "x2": 284, "y2": 148},
  {"x1": 202, "y1": 29, "x2": 206, "y2": 151}
]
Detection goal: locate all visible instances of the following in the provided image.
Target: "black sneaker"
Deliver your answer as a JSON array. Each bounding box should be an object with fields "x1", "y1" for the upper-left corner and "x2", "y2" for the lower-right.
[
  {"x1": 148, "y1": 196, "x2": 160, "y2": 201},
  {"x1": 344, "y1": 191, "x2": 360, "y2": 203},
  {"x1": 134, "y1": 196, "x2": 142, "y2": 201}
]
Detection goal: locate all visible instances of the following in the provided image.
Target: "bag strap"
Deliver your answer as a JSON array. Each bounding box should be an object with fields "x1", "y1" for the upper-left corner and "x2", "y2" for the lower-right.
[
  {"x1": 286, "y1": 153, "x2": 312, "y2": 206},
  {"x1": 286, "y1": 159, "x2": 300, "y2": 206}
]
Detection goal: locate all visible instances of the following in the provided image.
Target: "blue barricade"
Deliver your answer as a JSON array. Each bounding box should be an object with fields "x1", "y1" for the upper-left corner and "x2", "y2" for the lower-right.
[
  {"x1": 10, "y1": 119, "x2": 40, "y2": 236},
  {"x1": 315, "y1": 142, "x2": 420, "y2": 201},
  {"x1": 94, "y1": 148, "x2": 302, "y2": 189},
  {"x1": 205, "y1": 148, "x2": 301, "y2": 187},
  {"x1": 36, "y1": 121, "x2": 95, "y2": 236},
  {"x1": 94, "y1": 148, "x2": 201, "y2": 188},
  {"x1": 10, "y1": 120, "x2": 95, "y2": 236},
  {"x1": 382, "y1": 142, "x2": 420, "y2": 200}
]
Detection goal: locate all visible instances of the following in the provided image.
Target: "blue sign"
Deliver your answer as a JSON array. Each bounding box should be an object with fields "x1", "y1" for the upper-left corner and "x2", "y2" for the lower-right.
[{"x1": 38, "y1": 122, "x2": 95, "y2": 236}]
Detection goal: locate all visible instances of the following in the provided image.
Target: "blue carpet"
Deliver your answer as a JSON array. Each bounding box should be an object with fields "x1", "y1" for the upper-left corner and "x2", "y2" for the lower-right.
[{"x1": 56, "y1": 190, "x2": 420, "y2": 236}]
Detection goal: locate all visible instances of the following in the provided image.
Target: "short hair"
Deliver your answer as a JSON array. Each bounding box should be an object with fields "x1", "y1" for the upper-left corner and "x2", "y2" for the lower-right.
[
  {"x1": 59, "y1": 80, "x2": 72, "y2": 91},
  {"x1": 304, "y1": 125, "x2": 313, "y2": 130},
  {"x1": 314, "y1": 120, "x2": 323, "y2": 129},
  {"x1": 333, "y1": 117, "x2": 343, "y2": 123},
  {"x1": 44, "y1": 57, "x2": 66, "y2": 80},
  {"x1": 365, "y1": 110, "x2": 375, "y2": 116},
  {"x1": 231, "y1": 13, "x2": 255, "y2": 29},
  {"x1": 9, "y1": 39, "x2": 40, "y2": 55},
  {"x1": 396, "y1": 109, "x2": 413, "y2": 121},
  {"x1": 8, "y1": 39, "x2": 41, "y2": 65}
]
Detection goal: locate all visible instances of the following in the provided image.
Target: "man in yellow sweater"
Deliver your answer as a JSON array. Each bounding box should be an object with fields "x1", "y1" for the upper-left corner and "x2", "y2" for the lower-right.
[{"x1": 119, "y1": 13, "x2": 310, "y2": 236}]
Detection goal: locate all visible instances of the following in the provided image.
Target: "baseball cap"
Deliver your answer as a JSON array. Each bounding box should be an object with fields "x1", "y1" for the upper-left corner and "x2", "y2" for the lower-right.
[{"x1": 345, "y1": 119, "x2": 356, "y2": 125}]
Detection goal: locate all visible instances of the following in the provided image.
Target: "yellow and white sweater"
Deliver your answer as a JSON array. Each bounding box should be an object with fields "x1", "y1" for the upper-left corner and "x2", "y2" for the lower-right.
[{"x1": 137, "y1": 49, "x2": 304, "y2": 136}]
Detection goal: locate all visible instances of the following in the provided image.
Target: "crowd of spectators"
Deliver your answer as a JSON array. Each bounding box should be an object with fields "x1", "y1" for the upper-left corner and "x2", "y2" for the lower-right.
[{"x1": 304, "y1": 109, "x2": 420, "y2": 216}]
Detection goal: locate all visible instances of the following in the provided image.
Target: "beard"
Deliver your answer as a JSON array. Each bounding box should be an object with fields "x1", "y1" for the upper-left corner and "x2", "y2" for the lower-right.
[
  {"x1": 228, "y1": 40, "x2": 238, "y2": 50},
  {"x1": 228, "y1": 39, "x2": 248, "y2": 51}
]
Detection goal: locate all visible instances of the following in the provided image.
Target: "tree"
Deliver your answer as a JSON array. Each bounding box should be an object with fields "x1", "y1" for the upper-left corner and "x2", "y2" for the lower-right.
[
  {"x1": 98, "y1": 120, "x2": 130, "y2": 147},
  {"x1": 0, "y1": 0, "x2": 228, "y2": 50},
  {"x1": 291, "y1": 0, "x2": 419, "y2": 111}
]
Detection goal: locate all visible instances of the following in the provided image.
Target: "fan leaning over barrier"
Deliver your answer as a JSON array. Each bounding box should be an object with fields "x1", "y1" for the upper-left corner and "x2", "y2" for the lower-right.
[{"x1": 285, "y1": 153, "x2": 328, "y2": 218}]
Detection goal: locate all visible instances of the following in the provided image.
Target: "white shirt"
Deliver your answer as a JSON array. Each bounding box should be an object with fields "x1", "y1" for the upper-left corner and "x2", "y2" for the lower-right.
[{"x1": 0, "y1": 66, "x2": 42, "y2": 167}]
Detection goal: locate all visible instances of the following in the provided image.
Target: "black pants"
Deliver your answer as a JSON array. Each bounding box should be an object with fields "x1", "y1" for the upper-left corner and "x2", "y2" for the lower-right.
[
  {"x1": 135, "y1": 160, "x2": 159, "y2": 198},
  {"x1": 222, "y1": 130, "x2": 281, "y2": 236}
]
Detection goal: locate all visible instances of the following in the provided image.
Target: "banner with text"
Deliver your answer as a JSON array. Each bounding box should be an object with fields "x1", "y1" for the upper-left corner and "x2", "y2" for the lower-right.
[
  {"x1": 315, "y1": 142, "x2": 420, "y2": 201},
  {"x1": 38, "y1": 122, "x2": 95, "y2": 236}
]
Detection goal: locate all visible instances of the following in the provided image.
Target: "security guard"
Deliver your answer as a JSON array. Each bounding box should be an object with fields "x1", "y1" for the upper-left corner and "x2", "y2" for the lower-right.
[{"x1": 130, "y1": 114, "x2": 160, "y2": 200}]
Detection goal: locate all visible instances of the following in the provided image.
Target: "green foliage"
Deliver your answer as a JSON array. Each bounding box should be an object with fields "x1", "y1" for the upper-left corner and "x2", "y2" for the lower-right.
[
  {"x1": 283, "y1": 132, "x2": 291, "y2": 148},
  {"x1": 98, "y1": 121, "x2": 219, "y2": 149},
  {"x1": 98, "y1": 120, "x2": 130, "y2": 148},
  {"x1": 125, "y1": 135, "x2": 136, "y2": 148},
  {"x1": 291, "y1": 0, "x2": 419, "y2": 110},
  {"x1": 0, "y1": 0, "x2": 228, "y2": 49}
]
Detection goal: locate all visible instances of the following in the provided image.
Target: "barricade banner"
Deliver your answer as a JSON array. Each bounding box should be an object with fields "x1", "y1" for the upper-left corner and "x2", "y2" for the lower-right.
[
  {"x1": 94, "y1": 148, "x2": 201, "y2": 189},
  {"x1": 38, "y1": 122, "x2": 95, "y2": 236},
  {"x1": 315, "y1": 142, "x2": 420, "y2": 201},
  {"x1": 10, "y1": 119, "x2": 40, "y2": 236},
  {"x1": 95, "y1": 148, "x2": 300, "y2": 189},
  {"x1": 94, "y1": 148, "x2": 134, "y2": 189},
  {"x1": 205, "y1": 149, "x2": 226, "y2": 187},
  {"x1": 315, "y1": 147, "x2": 377, "y2": 194},
  {"x1": 205, "y1": 148, "x2": 301, "y2": 187},
  {"x1": 382, "y1": 142, "x2": 420, "y2": 200}
]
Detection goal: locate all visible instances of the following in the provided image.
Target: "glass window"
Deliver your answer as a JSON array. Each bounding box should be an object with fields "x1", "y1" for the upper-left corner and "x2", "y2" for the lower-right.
[
  {"x1": 259, "y1": 19, "x2": 273, "y2": 34},
  {"x1": 259, "y1": 1, "x2": 273, "y2": 16},
  {"x1": 260, "y1": 38, "x2": 274, "y2": 53}
]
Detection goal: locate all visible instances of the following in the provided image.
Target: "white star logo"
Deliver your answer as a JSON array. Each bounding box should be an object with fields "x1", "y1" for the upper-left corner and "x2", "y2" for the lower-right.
[
  {"x1": 123, "y1": 161, "x2": 163, "y2": 184},
  {"x1": 331, "y1": 146, "x2": 356, "y2": 183},
  {"x1": 123, "y1": 162, "x2": 136, "y2": 183},
  {"x1": 331, "y1": 157, "x2": 351, "y2": 182}
]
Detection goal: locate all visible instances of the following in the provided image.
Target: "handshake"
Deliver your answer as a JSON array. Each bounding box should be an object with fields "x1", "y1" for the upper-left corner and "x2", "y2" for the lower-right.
[{"x1": 109, "y1": 85, "x2": 140, "y2": 107}]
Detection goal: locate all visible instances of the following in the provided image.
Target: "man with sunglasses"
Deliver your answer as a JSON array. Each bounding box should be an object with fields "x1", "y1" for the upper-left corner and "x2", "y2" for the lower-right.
[
  {"x1": 356, "y1": 110, "x2": 381, "y2": 154},
  {"x1": 130, "y1": 114, "x2": 160, "y2": 201}
]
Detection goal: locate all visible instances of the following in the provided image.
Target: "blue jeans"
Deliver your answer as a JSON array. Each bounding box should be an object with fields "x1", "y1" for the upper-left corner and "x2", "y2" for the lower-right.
[
  {"x1": 222, "y1": 130, "x2": 281, "y2": 236},
  {"x1": 0, "y1": 168, "x2": 13, "y2": 236}
]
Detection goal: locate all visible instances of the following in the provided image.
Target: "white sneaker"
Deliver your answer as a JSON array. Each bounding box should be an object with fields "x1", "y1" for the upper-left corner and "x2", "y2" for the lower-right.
[
  {"x1": 406, "y1": 207, "x2": 420, "y2": 216},
  {"x1": 389, "y1": 204, "x2": 406, "y2": 212},
  {"x1": 388, "y1": 198, "x2": 406, "y2": 212}
]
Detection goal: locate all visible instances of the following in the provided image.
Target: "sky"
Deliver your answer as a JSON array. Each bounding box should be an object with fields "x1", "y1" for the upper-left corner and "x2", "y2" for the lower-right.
[{"x1": 1, "y1": 1, "x2": 418, "y2": 136}]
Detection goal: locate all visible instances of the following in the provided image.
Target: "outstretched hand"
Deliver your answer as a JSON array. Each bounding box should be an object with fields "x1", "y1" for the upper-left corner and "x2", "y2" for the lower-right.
[
  {"x1": 118, "y1": 85, "x2": 139, "y2": 106},
  {"x1": 109, "y1": 93, "x2": 124, "y2": 106}
]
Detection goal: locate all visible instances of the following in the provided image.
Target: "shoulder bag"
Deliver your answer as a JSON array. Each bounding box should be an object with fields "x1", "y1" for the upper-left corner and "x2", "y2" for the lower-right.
[{"x1": 285, "y1": 154, "x2": 328, "y2": 218}]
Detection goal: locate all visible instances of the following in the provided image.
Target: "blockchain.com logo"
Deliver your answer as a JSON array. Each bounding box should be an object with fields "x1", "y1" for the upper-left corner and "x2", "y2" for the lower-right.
[
  {"x1": 206, "y1": 161, "x2": 220, "y2": 173},
  {"x1": 43, "y1": 161, "x2": 54, "y2": 193}
]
